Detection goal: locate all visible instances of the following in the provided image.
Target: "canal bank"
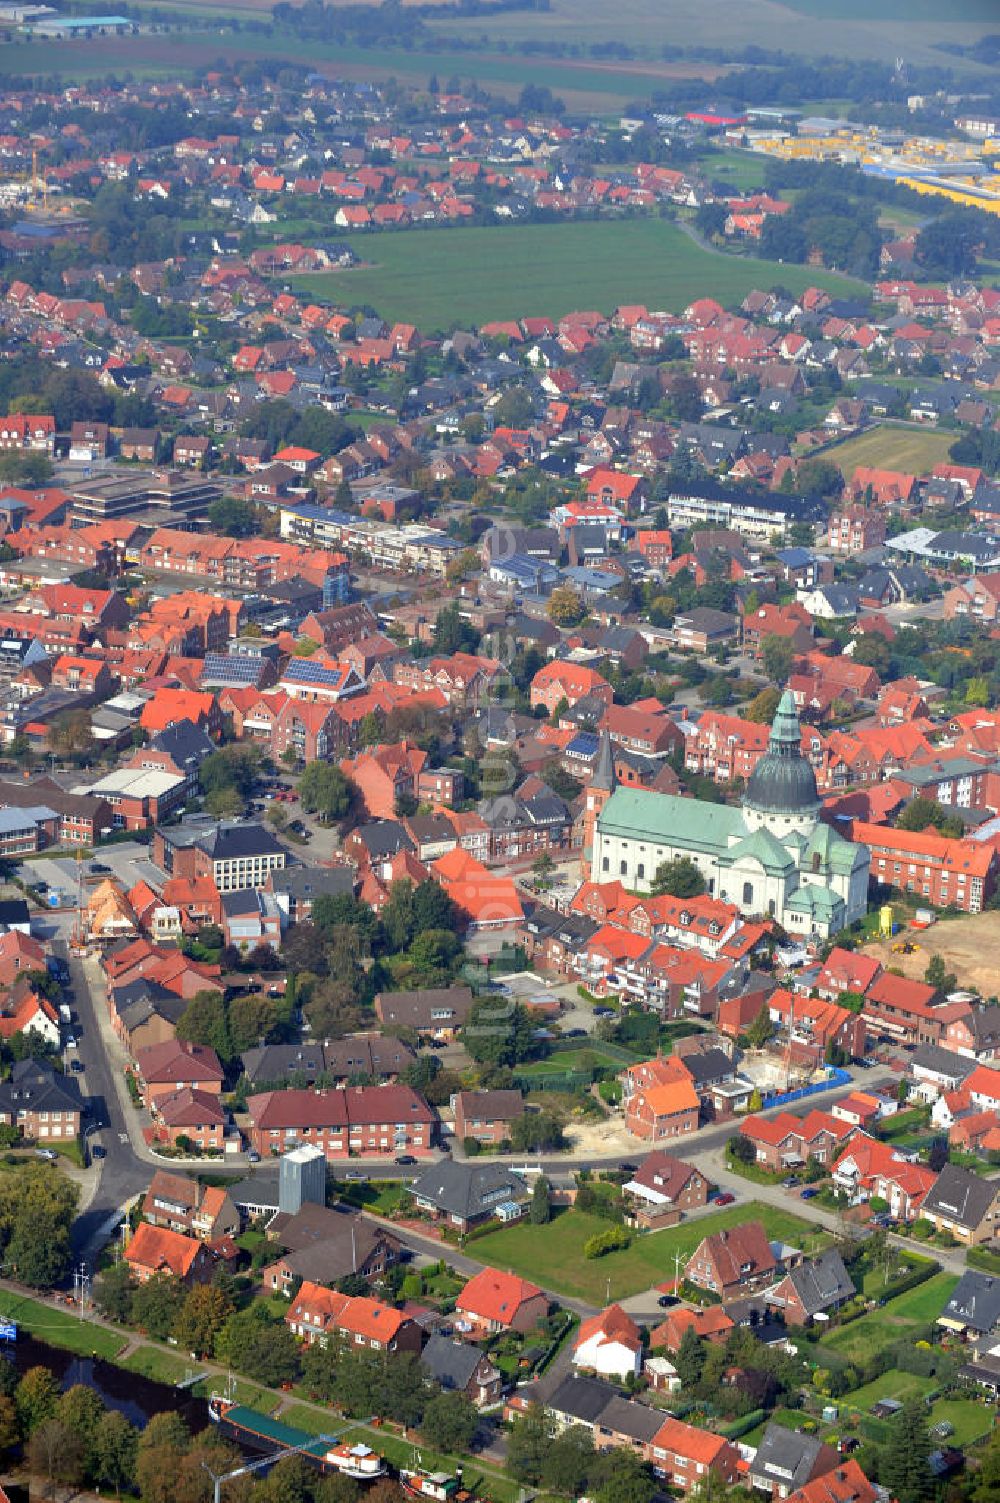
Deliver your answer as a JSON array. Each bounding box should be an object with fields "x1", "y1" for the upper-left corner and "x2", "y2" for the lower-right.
[{"x1": 0, "y1": 1283, "x2": 534, "y2": 1503}]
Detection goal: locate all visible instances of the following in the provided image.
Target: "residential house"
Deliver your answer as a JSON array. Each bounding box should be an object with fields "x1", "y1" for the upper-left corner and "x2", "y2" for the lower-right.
[
  {"x1": 765, "y1": 1248, "x2": 855, "y2": 1327},
  {"x1": 420, "y1": 1333, "x2": 503, "y2": 1407},
  {"x1": 749, "y1": 1425, "x2": 841, "y2": 1500},
  {"x1": 124, "y1": 1222, "x2": 212, "y2": 1284},
  {"x1": 622, "y1": 1151, "x2": 710, "y2": 1226},
  {"x1": 649, "y1": 1417, "x2": 741, "y2": 1493},
  {"x1": 133, "y1": 1039, "x2": 224, "y2": 1109},
  {"x1": 262, "y1": 1204, "x2": 401, "y2": 1292},
  {"x1": 573, "y1": 1304, "x2": 643, "y2": 1380},
  {"x1": 142, "y1": 1170, "x2": 239, "y2": 1241},
  {"x1": 408, "y1": 1161, "x2": 529, "y2": 1232},
  {"x1": 285, "y1": 1283, "x2": 422, "y2": 1352},
  {"x1": 687, "y1": 1220, "x2": 778, "y2": 1298},
  {"x1": 452, "y1": 1089, "x2": 525, "y2": 1146},
  {"x1": 920, "y1": 1163, "x2": 1000, "y2": 1246},
  {"x1": 0, "y1": 1058, "x2": 83, "y2": 1142},
  {"x1": 455, "y1": 1268, "x2": 547, "y2": 1334},
  {"x1": 831, "y1": 1132, "x2": 937, "y2": 1220},
  {"x1": 373, "y1": 985, "x2": 473, "y2": 1040},
  {"x1": 244, "y1": 1084, "x2": 435, "y2": 1159}
]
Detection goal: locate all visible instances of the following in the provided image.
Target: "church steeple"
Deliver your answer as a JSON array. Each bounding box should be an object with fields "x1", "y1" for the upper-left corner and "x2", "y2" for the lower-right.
[
  {"x1": 583, "y1": 728, "x2": 616, "y2": 862},
  {"x1": 591, "y1": 727, "x2": 617, "y2": 793}
]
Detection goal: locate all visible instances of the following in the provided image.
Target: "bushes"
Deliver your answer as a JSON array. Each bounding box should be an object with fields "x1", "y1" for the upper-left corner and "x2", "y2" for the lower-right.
[
  {"x1": 719, "y1": 1408, "x2": 766, "y2": 1440},
  {"x1": 583, "y1": 1226, "x2": 630, "y2": 1259}
]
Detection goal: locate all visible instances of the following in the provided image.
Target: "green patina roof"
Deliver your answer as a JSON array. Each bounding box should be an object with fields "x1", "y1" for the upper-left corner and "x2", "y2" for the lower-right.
[
  {"x1": 785, "y1": 884, "x2": 843, "y2": 917},
  {"x1": 806, "y1": 821, "x2": 864, "y2": 875},
  {"x1": 597, "y1": 788, "x2": 745, "y2": 854},
  {"x1": 718, "y1": 826, "x2": 796, "y2": 876}
]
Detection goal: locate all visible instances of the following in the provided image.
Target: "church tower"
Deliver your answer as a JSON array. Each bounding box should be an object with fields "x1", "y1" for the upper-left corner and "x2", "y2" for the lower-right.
[
  {"x1": 742, "y1": 687, "x2": 820, "y2": 838},
  {"x1": 584, "y1": 728, "x2": 616, "y2": 863}
]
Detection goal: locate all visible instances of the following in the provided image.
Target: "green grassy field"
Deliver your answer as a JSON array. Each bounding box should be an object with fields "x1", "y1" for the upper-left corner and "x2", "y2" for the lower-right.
[
  {"x1": 468, "y1": 1203, "x2": 824, "y2": 1304},
  {"x1": 0, "y1": 1291, "x2": 124, "y2": 1360},
  {"x1": 517, "y1": 1043, "x2": 626, "y2": 1075},
  {"x1": 819, "y1": 1272, "x2": 958, "y2": 1363},
  {"x1": 297, "y1": 220, "x2": 864, "y2": 331},
  {"x1": 926, "y1": 1396, "x2": 995, "y2": 1447},
  {"x1": 694, "y1": 150, "x2": 769, "y2": 192},
  {"x1": 823, "y1": 424, "x2": 957, "y2": 478},
  {"x1": 840, "y1": 1369, "x2": 937, "y2": 1412}
]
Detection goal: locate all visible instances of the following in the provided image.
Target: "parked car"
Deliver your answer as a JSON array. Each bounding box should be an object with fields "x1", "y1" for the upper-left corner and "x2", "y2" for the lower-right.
[
  {"x1": 714, "y1": 1191, "x2": 736, "y2": 1206},
  {"x1": 35, "y1": 1148, "x2": 57, "y2": 1161},
  {"x1": 90, "y1": 863, "x2": 110, "y2": 874},
  {"x1": 563, "y1": 1028, "x2": 587, "y2": 1038},
  {"x1": 657, "y1": 1293, "x2": 678, "y2": 1308},
  {"x1": 593, "y1": 1006, "x2": 614, "y2": 1017},
  {"x1": 395, "y1": 1154, "x2": 416, "y2": 1166},
  {"x1": 800, "y1": 1186, "x2": 819, "y2": 1200},
  {"x1": 247, "y1": 1150, "x2": 261, "y2": 1163},
  {"x1": 91, "y1": 1145, "x2": 106, "y2": 1159},
  {"x1": 782, "y1": 1175, "x2": 800, "y2": 1189},
  {"x1": 344, "y1": 1171, "x2": 368, "y2": 1183},
  {"x1": 70, "y1": 1059, "x2": 84, "y2": 1074}
]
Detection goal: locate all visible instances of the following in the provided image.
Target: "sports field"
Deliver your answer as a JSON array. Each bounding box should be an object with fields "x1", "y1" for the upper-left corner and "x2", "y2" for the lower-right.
[
  {"x1": 467, "y1": 1203, "x2": 824, "y2": 1304},
  {"x1": 297, "y1": 220, "x2": 864, "y2": 331},
  {"x1": 823, "y1": 424, "x2": 957, "y2": 478}
]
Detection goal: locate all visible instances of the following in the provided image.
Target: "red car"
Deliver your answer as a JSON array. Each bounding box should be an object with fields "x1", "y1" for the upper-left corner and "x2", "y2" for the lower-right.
[{"x1": 714, "y1": 1192, "x2": 736, "y2": 1206}]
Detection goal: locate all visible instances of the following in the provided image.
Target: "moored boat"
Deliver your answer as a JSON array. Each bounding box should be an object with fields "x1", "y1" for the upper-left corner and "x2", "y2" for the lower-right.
[
  {"x1": 322, "y1": 1440, "x2": 387, "y2": 1479},
  {"x1": 208, "y1": 1398, "x2": 386, "y2": 1480},
  {"x1": 400, "y1": 1465, "x2": 478, "y2": 1501}
]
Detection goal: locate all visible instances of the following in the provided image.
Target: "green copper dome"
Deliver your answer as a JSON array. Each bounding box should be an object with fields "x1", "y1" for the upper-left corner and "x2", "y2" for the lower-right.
[{"x1": 743, "y1": 688, "x2": 820, "y2": 816}]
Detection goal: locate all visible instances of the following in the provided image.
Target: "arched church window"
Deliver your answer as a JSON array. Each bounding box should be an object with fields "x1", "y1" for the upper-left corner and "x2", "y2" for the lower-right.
[{"x1": 742, "y1": 881, "x2": 753, "y2": 905}]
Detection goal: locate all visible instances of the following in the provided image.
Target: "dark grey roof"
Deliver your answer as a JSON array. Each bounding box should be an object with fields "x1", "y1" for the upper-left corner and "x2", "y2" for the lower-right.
[
  {"x1": 547, "y1": 1373, "x2": 617, "y2": 1426},
  {"x1": 408, "y1": 1160, "x2": 527, "y2": 1220},
  {"x1": 420, "y1": 1332, "x2": 491, "y2": 1392},
  {"x1": 199, "y1": 822, "x2": 285, "y2": 860},
  {"x1": 682, "y1": 1048, "x2": 735, "y2": 1088},
  {"x1": 0, "y1": 898, "x2": 30, "y2": 928},
  {"x1": 150, "y1": 718, "x2": 215, "y2": 771},
  {"x1": 0, "y1": 1058, "x2": 82, "y2": 1118},
  {"x1": 268, "y1": 865, "x2": 356, "y2": 902},
  {"x1": 750, "y1": 1423, "x2": 830, "y2": 1490},
  {"x1": 351, "y1": 820, "x2": 414, "y2": 859},
  {"x1": 771, "y1": 1248, "x2": 855, "y2": 1318},
  {"x1": 911, "y1": 1043, "x2": 977, "y2": 1081},
  {"x1": 922, "y1": 1164, "x2": 1000, "y2": 1233},
  {"x1": 242, "y1": 1035, "x2": 415, "y2": 1085},
  {"x1": 940, "y1": 1271, "x2": 1000, "y2": 1335}
]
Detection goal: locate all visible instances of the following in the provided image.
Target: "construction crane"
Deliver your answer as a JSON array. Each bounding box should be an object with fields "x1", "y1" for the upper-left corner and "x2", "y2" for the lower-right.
[{"x1": 27, "y1": 146, "x2": 47, "y2": 213}]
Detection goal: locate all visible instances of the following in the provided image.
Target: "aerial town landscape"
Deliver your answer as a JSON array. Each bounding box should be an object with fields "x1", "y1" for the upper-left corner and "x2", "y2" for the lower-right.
[{"x1": 0, "y1": 1, "x2": 997, "y2": 1501}]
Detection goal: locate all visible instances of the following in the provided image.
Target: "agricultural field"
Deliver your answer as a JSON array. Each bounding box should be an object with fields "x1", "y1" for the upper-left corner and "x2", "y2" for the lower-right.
[
  {"x1": 468, "y1": 1204, "x2": 824, "y2": 1304},
  {"x1": 297, "y1": 220, "x2": 864, "y2": 331},
  {"x1": 818, "y1": 1272, "x2": 958, "y2": 1363},
  {"x1": 693, "y1": 150, "x2": 769, "y2": 192},
  {"x1": 822, "y1": 424, "x2": 958, "y2": 479}
]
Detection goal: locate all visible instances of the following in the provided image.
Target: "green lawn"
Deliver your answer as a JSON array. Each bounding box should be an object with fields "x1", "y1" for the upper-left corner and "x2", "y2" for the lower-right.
[
  {"x1": 693, "y1": 150, "x2": 769, "y2": 191},
  {"x1": 518, "y1": 1044, "x2": 625, "y2": 1075},
  {"x1": 0, "y1": 1292, "x2": 124, "y2": 1360},
  {"x1": 840, "y1": 1369, "x2": 937, "y2": 1412},
  {"x1": 120, "y1": 1347, "x2": 193, "y2": 1384},
  {"x1": 822, "y1": 425, "x2": 957, "y2": 479},
  {"x1": 467, "y1": 1203, "x2": 825, "y2": 1304},
  {"x1": 820, "y1": 1272, "x2": 957, "y2": 1362},
  {"x1": 295, "y1": 220, "x2": 865, "y2": 331},
  {"x1": 927, "y1": 1396, "x2": 995, "y2": 1447}
]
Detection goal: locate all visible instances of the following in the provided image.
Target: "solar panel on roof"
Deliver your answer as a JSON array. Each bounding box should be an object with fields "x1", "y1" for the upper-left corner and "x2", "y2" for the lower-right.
[{"x1": 283, "y1": 659, "x2": 345, "y2": 686}]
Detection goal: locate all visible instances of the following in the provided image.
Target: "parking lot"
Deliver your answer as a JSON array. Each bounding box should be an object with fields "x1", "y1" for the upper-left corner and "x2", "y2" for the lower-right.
[{"x1": 15, "y1": 842, "x2": 163, "y2": 909}]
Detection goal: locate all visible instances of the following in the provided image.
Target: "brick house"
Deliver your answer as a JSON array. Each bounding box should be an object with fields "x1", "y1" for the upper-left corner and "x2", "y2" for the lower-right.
[
  {"x1": 453, "y1": 1089, "x2": 525, "y2": 1146},
  {"x1": 831, "y1": 1132, "x2": 937, "y2": 1220},
  {"x1": 420, "y1": 1333, "x2": 503, "y2": 1407},
  {"x1": 686, "y1": 1220, "x2": 778, "y2": 1298},
  {"x1": 286, "y1": 1282, "x2": 422, "y2": 1352},
  {"x1": 151, "y1": 1087, "x2": 226, "y2": 1151},
  {"x1": 124, "y1": 1222, "x2": 213, "y2": 1284},
  {"x1": 133, "y1": 1039, "x2": 224, "y2": 1109},
  {"x1": 142, "y1": 1170, "x2": 239, "y2": 1241},
  {"x1": 851, "y1": 820, "x2": 995, "y2": 914},
  {"x1": 622, "y1": 1151, "x2": 710, "y2": 1223},
  {"x1": 0, "y1": 1058, "x2": 82, "y2": 1141},
  {"x1": 648, "y1": 1418, "x2": 740, "y2": 1493},
  {"x1": 920, "y1": 1163, "x2": 1000, "y2": 1246},
  {"x1": 739, "y1": 1110, "x2": 855, "y2": 1171},
  {"x1": 456, "y1": 1268, "x2": 547, "y2": 1334},
  {"x1": 621, "y1": 1057, "x2": 700, "y2": 1141},
  {"x1": 765, "y1": 1248, "x2": 855, "y2": 1327},
  {"x1": 245, "y1": 1084, "x2": 435, "y2": 1159}
]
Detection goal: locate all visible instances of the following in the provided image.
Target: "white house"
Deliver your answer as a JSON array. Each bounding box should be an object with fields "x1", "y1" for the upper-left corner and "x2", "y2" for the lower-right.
[{"x1": 572, "y1": 1304, "x2": 643, "y2": 1381}]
